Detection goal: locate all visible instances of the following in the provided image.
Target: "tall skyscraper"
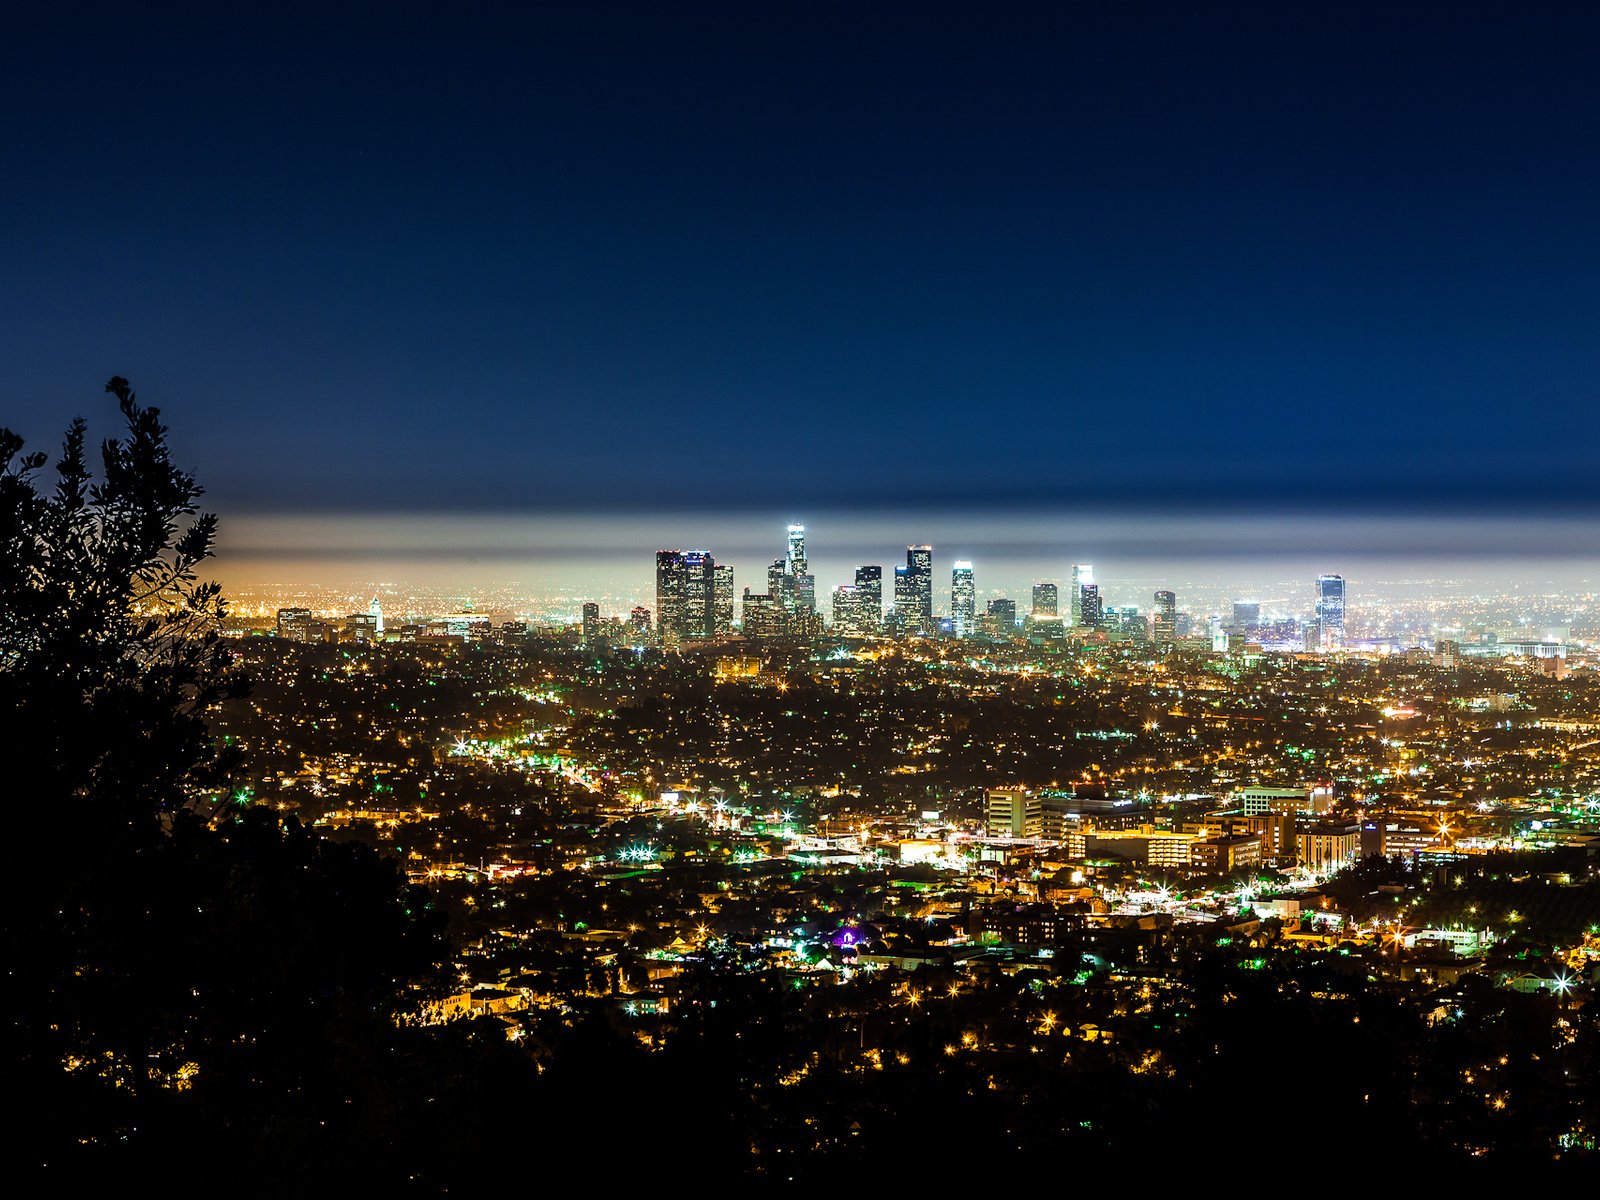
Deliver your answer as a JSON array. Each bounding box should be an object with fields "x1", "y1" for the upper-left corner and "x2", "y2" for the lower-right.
[
  {"x1": 369, "y1": 596, "x2": 384, "y2": 638},
  {"x1": 906, "y1": 545, "x2": 933, "y2": 621},
  {"x1": 713, "y1": 564, "x2": 735, "y2": 635},
  {"x1": 832, "y1": 584, "x2": 864, "y2": 635},
  {"x1": 1153, "y1": 590, "x2": 1176, "y2": 642},
  {"x1": 656, "y1": 549, "x2": 719, "y2": 643},
  {"x1": 951, "y1": 562, "x2": 975, "y2": 636},
  {"x1": 581, "y1": 601, "x2": 600, "y2": 646},
  {"x1": 787, "y1": 524, "x2": 807, "y2": 574},
  {"x1": 656, "y1": 550, "x2": 687, "y2": 642},
  {"x1": 1232, "y1": 601, "x2": 1260, "y2": 633},
  {"x1": 1031, "y1": 582, "x2": 1058, "y2": 617},
  {"x1": 1072, "y1": 564, "x2": 1100, "y2": 627},
  {"x1": 854, "y1": 565, "x2": 883, "y2": 633},
  {"x1": 1316, "y1": 574, "x2": 1346, "y2": 648},
  {"x1": 785, "y1": 524, "x2": 815, "y2": 614}
]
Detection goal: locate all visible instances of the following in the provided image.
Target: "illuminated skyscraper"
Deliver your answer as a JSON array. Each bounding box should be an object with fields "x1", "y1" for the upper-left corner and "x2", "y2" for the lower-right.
[
  {"x1": 713, "y1": 564, "x2": 735, "y2": 635},
  {"x1": 832, "y1": 584, "x2": 865, "y2": 635},
  {"x1": 656, "y1": 550, "x2": 687, "y2": 642},
  {"x1": 656, "y1": 549, "x2": 719, "y2": 643},
  {"x1": 369, "y1": 596, "x2": 384, "y2": 638},
  {"x1": 1315, "y1": 574, "x2": 1345, "y2": 647},
  {"x1": 1031, "y1": 582, "x2": 1058, "y2": 618},
  {"x1": 1153, "y1": 590, "x2": 1176, "y2": 642},
  {"x1": 951, "y1": 562, "x2": 975, "y2": 636},
  {"x1": 1072, "y1": 564, "x2": 1100, "y2": 627},
  {"x1": 581, "y1": 601, "x2": 600, "y2": 646},
  {"x1": 906, "y1": 545, "x2": 933, "y2": 620},
  {"x1": 785, "y1": 524, "x2": 815, "y2": 613},
  {"x1": 787, "y1": 524, "x2": 807, "y2": 574},
  {"x1": 854, "y1": 565, "x2": 883, "y2": 632}
]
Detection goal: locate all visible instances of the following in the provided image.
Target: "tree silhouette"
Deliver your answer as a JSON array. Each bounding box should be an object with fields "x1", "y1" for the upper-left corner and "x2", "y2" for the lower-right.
[{"x1": 2, "y1": 381, "x2": 533, "y2": 1189}]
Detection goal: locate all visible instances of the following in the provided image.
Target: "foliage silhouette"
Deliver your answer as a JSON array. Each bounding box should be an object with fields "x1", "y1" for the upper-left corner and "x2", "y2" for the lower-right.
[{"x1": 1, "y1": 381, "x2": 533, "y2": 1190}]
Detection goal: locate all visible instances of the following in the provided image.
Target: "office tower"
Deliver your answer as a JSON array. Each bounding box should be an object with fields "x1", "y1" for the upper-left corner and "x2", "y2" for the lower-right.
[
  {"x1": 985, "y1": 789, "x2": 1042, "y2": 839},
  {"x1": 581, "y1": 602, "x2": 600, "y2": 647},
  {"x1": 682, "y1": 551, "x2": 716, "y2": 640},
  {"x1": 787, "y1": 524, "x2": 807, "y2": 574},
  {"x1": 1031, "y1": 582, "x2": 1058, "y2": 618},
  {"x1": 1316, "y1": 574, "x2": 1345, "y2": 647},
  {"x1": 768, "y1": 557, "x2": 789, "y2": 598},
  {"x1": 986, "y1": 598, "x2": 1017, "y2": 636},
  {"x1": 832, "y1": 584, "x2": 863, "y2": 635},
  {"x1": 741, "y1": 587, "x2": 787, "y2": 639},
  {"x1": 369, "y1": 596, "x2": 384, "y2": 638},
  {"x1": 629, "y1": 606, "x2": 652, "y2": 642},
  {"x1": 1072, "y1": 564, "x2": 1100, "y2": 627},
  {"x1": 783, "y1": 524, "x2": 815, "y2": 614},
  {"x1": 1120, "y1": 604, "x2": 1145, "y2": 643},
  {"x1": 854, "y1": 565, "x2": 883, "y2": 633},
  {"x1": 906, "y1": 545, "x2": 933, "y2": 620},
  {"x1": 1153, "y1": 590, "x2": 1176, "y2": 642},
  {"x1": 892, "y1": 565, "x2": 914, "y2": 629},
  {"x1": 951, "y1": 562, "x2": 975, "y2": 636},
  {"x1": 344, "y1": 611, "x2": 377, "y2": 641},
  {"x1": 656, "y1": 549, "x2": 718, "y2": 643},
  {"x1": 713, "y1": 564, "x2": 735, "y2": 635},
  {"x1": 1232, "y1": 601, "x2": 1260, "y2": 633},
  {"x1": 1080, "y1": 584, "x2": 1101, "y2": 628},
  {"x1": 276, "y1": 607, "x2": 312, "y2": 641},
  {"x1": 656, "y1": 551, "x2": 688, "y2": 643}
]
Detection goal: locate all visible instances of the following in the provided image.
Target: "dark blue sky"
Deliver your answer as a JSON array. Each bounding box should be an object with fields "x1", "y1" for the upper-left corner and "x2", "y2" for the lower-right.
[{"x1": 4, "y1": 2, "x2": 1599, "y2": 516}]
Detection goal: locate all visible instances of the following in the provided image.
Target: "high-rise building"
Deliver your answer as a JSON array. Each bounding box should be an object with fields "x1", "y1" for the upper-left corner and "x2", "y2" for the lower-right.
[
  {"x1": 1072, "y1": 564, "x2": 1100, "y2": 627},
  {"x1": 713, "y1": 565, "x2": 735, "y2": 635},
  {"x1": 986, "y1": 598, "x2": 1017, "y2": 636},
  {"x1": 1031, "y1": 582, "x2": 1058, "y2": 617},
  {"x1": 951, "y1": 562, "x2": 975, "y2": 637},
  {"x1": 854, "y1": 565, "x2": 883, "y2": 633},
  {"x1": 344, "y1": 611, "x2": 377, "y2": 641},
  {"x1": 1232, "y1": 601, "x2": 1260, "y2": 634},
  {"x1": 784, "y1": 524, "x2": 815, "y2": 614},
  {"x1": 906, "y1": 545, "x2": 933, "y2": 620},
  {"x1": 741, "y1": 588, "x2": 787, "y2": 639},
  {"x1": 682, "y1": 551, "x2": 716, "y2": 640},
  {"x1": 656, "y1": 550, "x2": 688, "y2": 643},
  {"x1": 1315, "y1": 574, "x2": 1346, "y2": 648},
  {"x1": 1153, "y1": 590, "x2": 1176, "y2": 642},
  {"x1": 581, "y1": 602, "x2": 600, "y2": 647},
  {"x1": 276, "y1": 607, "x2": 313, "y2": 641},
  {"x1": 656, "y1": 549, "x2": 718, "y2": 643},
  {"x1": 1081, "y1": 584, "x2": 1101, "y2": 628},
  {"x1": 832, "y1": 584, "x2": 865, "y2": 635},
  {"x1": 629, "y1": 606, "x2": 652, "y2": 643},
  {"x1": 369, "y1": 596, "x2": 384, "y2": 638}
]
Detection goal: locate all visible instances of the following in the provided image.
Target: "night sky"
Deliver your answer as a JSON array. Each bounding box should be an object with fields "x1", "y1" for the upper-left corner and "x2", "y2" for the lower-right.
[{"x1": 5, "y1": 3, "x2": 1600, "y2": 548}]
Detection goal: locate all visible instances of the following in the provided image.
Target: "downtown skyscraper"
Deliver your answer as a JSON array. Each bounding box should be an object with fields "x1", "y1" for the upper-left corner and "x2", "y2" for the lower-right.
[
  {"x1": 1315, "y1": 574, "x2": 1346, "y2": 648},
  {"x1": 894, "y1": 545, "x2": 933, "y2": 627},
  {"x1": 656, "y1": 549, "x2": 721, "y2": 644},
  {"x1": 951, "y1": 561, "x2": 975, "y2": 637}
]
